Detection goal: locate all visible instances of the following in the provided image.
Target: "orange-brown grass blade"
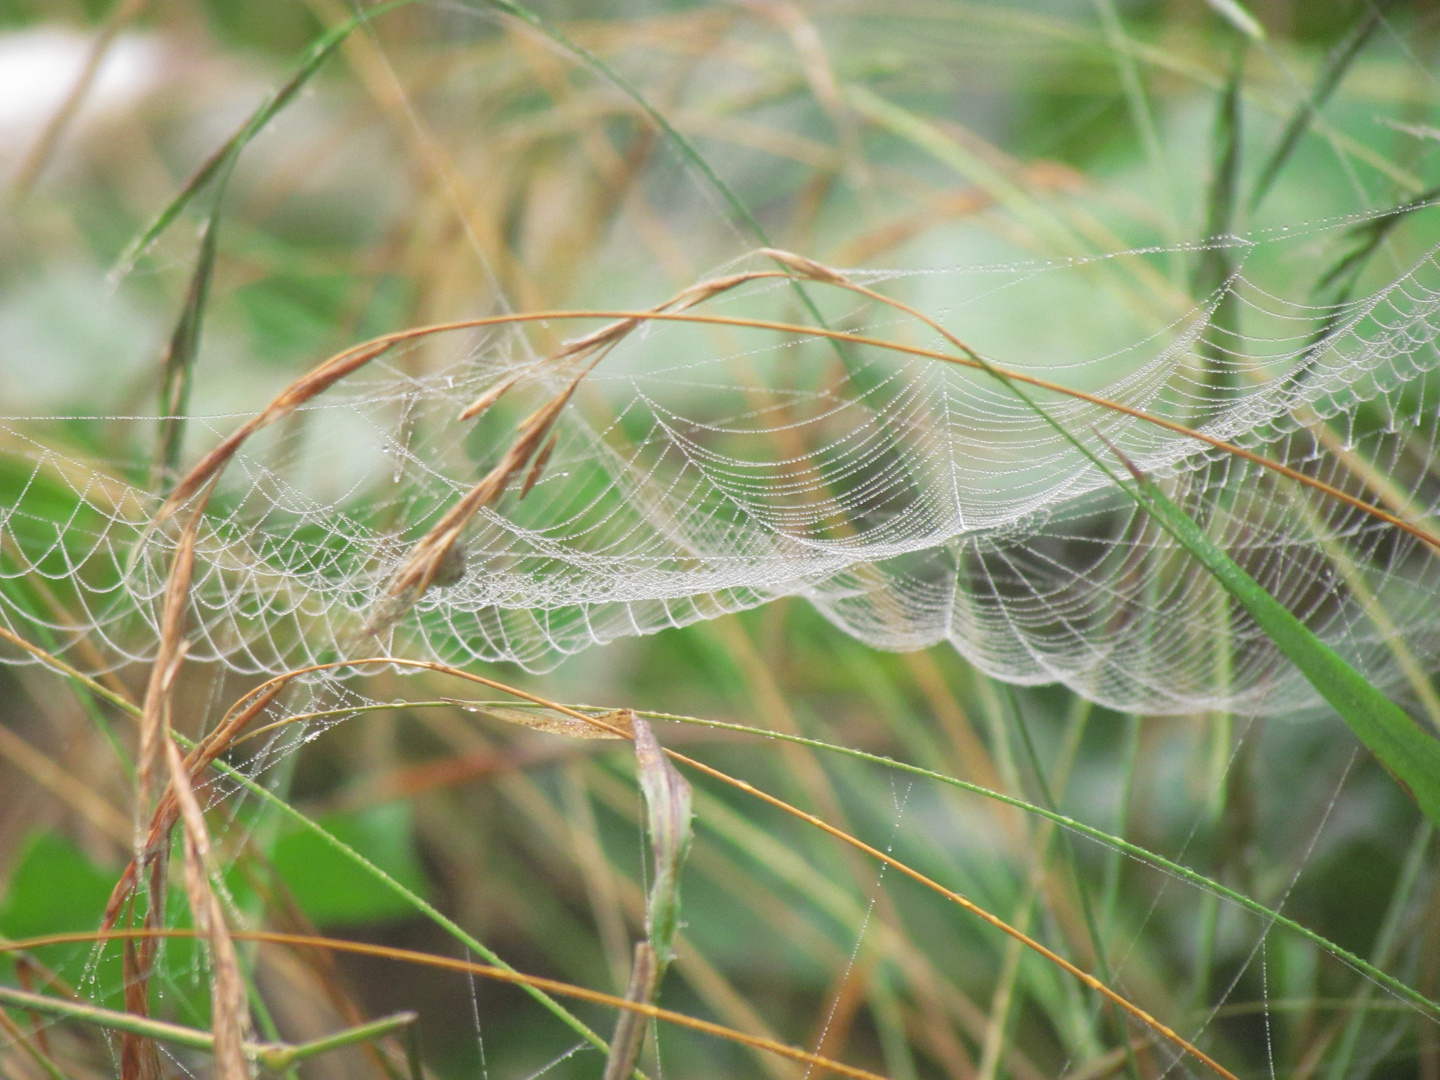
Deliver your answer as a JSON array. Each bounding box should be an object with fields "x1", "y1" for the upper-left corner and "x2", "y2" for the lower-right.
[
  {"x1": 166, "y1": 301, "x2": 1440, "y2": 557},
  {"x1": 2, "y1": 929, "x2": 891, "y2": 1080},
  {"x1": 115, "y1": 488, "x2": 205, "y2": 1079},
  {"x1": 152, "y1": 338, "x2": 398, "y2": 526},
  {"x1": 136, "y1": 491, "x2": 204, "y2": 840},
  {"x1": 164, "y1": 738, "x2": 250, "y2": 1080}
]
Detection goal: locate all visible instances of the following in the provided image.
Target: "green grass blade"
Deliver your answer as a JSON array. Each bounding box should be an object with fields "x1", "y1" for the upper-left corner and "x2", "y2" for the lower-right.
[
  {"x1": 1193, "y1": 45, "x2": 1245, "y2": 400},
  {"x1": 0, "y1": 984, "x2": 416, "y2": 1072},
  {"x1": 152, "y1": 212, "x2": 219, "y2": 494},
  {"x1": 1204, "y1": 0, "x2": 1265, "y2": 41},
  {"x1": 1126, "y1": 475, "x2": 1440, "y2": 829},
  {"x1": 205, "y1": 754, "x2": 622, "y2": 1065},
  {"x1": 110, "y1": 0, "x2": 422, "y2": 280},
  {"x1": 1250, "y1": 7, "x2": 1384, "y2": 213},
  {"x1": 633, "y1": 718, "x2": 692, "y2": 972}
]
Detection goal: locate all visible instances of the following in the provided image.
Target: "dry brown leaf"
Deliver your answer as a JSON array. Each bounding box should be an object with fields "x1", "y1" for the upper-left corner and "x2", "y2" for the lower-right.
[{"x1": 449, "y1": 700, "x2": 633, "y2": 739}]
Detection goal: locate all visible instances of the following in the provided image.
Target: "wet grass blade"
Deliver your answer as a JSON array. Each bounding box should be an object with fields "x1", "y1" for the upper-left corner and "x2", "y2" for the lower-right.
[
  {"x1": 152, "y1": 211, "x2": 219, "y2": 494},
  {"x1": 1193, "y1": 45, "x2": 1245, "y2": 400},
  {"x1": 1250, "y1": 6, "x2": 1385, "y2": 213},
  {"x1": 111, "y1": 0, "x2": 421, "y2": 279},
  {"x1": 1122, "y1": 465, "x2": 1440, "y2": 829}
]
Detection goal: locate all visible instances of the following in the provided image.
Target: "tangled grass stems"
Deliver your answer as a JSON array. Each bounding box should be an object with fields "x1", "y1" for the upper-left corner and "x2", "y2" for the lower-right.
[
  {"x1": 208, "y1": 690, "x2": 1440, "y2": 1024},
  {"x1": 88, "y1": 648, "x2": 1237, "y2": 1080},
  {"x1": 1, "y1": 603, "x2": 1248, "y2": 1077}
]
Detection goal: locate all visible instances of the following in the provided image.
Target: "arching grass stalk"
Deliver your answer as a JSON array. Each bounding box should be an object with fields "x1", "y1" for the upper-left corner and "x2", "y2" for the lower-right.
[
  {"x1": 149, "y1": 303, "x2": 1440, "y2": 550},
  {"x1": 759, "y1": 250, "x2": 1440, "y2": 834}
]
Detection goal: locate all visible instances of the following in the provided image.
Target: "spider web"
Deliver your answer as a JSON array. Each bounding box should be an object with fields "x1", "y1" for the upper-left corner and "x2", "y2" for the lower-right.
[{"x1": 3, "y1": 210, "x2": 1440, "y2": 717}]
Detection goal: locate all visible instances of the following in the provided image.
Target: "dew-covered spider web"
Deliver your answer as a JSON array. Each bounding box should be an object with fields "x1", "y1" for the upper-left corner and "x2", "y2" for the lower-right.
[{"x1": 4, "y1": 209, "x2": 1440, "y2": 717}]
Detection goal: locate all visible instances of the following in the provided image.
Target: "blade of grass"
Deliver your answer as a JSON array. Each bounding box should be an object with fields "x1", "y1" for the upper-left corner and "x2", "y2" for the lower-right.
[
  {"x1": 604, "y1": 718, "x2": 693, "y2": 1080},
  {"x1": 1114, "y1": 455, "x2": 1440, "y2": 829},
  {"x1": 1193, "y1": 44, "x2": 1245, "y2": 402},
  {"x1": 0, "y1": 931, "x2": 890, "y2": 1080},
  {"x1": 1204, "y1": 0, "x2": 1265, "y2": 41},
  {"x1": 110, "y1": 0, "x2": 423, "y2": 280},
  {"x1": 151, "y1": 212, "x2": 219, "y2": 495},
  {"x1": 1250, "y1": 6, "x2": 1385, "y2": 213},
  {"x1": 0, "y1": 986, "x2": 417, "y2": 1074}
]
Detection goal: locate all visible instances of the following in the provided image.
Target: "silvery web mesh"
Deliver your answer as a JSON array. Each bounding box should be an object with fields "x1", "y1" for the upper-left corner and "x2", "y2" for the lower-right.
[{"x1": 4, "y1": 213, "x2": 1439, "y2": 717}]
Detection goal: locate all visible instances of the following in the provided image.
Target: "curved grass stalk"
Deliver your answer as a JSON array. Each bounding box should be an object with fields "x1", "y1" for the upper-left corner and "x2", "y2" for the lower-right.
[
  {"x1": 110, "y1": 0, "x2": 426, "y2": 280},
  {"x1": 150, "y1": 299, "x2": 1440, "y2": 555},
  {"x1": 0, "y1": 929, "x2": 886, "y2": 1080}
]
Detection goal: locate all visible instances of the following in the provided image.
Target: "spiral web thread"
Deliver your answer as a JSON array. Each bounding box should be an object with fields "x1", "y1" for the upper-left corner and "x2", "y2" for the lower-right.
[{"x1": 3, "y1": 211, "x2": 1440, "y2": 718}]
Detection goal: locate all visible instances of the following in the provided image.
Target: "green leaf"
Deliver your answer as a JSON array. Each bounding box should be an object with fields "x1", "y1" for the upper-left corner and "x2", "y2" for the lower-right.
[
  {"x1": 0, "y1": 832, "x2": 114, "y2": 940},
  {"x1": 269, "y1": 804, "x2": 429, "y2": 927}
]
